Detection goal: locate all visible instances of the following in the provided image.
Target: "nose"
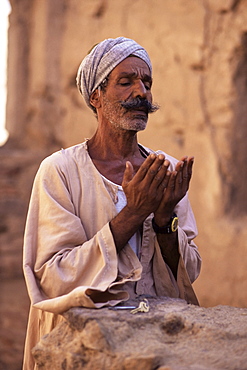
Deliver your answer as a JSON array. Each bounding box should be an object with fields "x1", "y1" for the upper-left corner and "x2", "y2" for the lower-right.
[{"x1": 133, "y1": 80, "x2": 147, "y2": 99}]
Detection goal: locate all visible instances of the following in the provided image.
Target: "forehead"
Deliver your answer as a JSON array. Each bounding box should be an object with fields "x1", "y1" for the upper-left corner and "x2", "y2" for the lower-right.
[{"x1": 109, "y1": 56, "x2": 151, "y2": 79}]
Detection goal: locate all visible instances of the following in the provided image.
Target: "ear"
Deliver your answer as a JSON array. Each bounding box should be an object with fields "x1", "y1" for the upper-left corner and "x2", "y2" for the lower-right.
[{"x1": 90, "y1": 88, "x2": 101, "y2": 109}]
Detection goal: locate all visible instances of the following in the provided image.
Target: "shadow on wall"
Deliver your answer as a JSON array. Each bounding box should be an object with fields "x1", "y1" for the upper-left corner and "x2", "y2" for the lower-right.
[{"x1": 227, "y1": 31, "x2": 247, "y2": 216}]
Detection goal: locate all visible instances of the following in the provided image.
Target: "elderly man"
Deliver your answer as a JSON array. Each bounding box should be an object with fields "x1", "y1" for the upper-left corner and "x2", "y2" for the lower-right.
[{"x1": 23, "y1": 37, "x2": 201, "y2": 369}]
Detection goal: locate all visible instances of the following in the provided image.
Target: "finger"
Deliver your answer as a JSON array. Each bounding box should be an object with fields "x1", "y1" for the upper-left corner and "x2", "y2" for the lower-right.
[
  {"x1": 167, "y1": 171, "x2": 177, "y2": 191},
  {"x1": 122, "y1": 161, "x2": 134, "y2": 188},
  {"x1": 180, "y1": 156, "x2": 188, "y2": 163},
  {"x1": 181, "y1": 158, "x2": 189, "y2": 188},
  {"x1": 145, "y1": 154, "x2": 168, "y2": 189},
  {"x1": 158, "y1": 169, "x2": 171, "y2": 190},
  {"x1": 175, "y1": 158, "x2": 186, "y2": 171},
  {"x1": 176, "y1": 156, "x2": 188, "y2": 181},
  {"x1": 181, "y1": 157, "x2": 193, "y2": 187},
  {"x1": 174, "y1": 158, "x2": 187, "y2": 193},
  {"x1": 137, "y1": 154, "x2": 166, "y2": 187},
  {"x1": 175, "y1": 161, "x2": 184, "y2": 185},
  {"x1": 183, "y1": 157, "x2": 193, "y2": 191},
  {"x1": 175, "y1": 157, "x2": 194, "y2": 194},
  {"x1": 187, "y1": 157, "x2": 194, "y2": 178},
  {"x1": 134, "y1": 153, "x2": 157, "y2": 182},
  {"x1": 150, "y1": 158, "x2": 170, "y2": 188}
]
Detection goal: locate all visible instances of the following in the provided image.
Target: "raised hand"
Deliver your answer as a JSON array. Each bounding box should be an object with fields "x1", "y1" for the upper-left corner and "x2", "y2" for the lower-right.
[
  {"x1": 110, "y1": 154, "x2": 194, "y2": 253},
  {"x1": 154, "y1": 156, "x2": 194, "y2": 226},
  {"x1": 122, "y1": 153, "x2": 170, "y2": 220}
]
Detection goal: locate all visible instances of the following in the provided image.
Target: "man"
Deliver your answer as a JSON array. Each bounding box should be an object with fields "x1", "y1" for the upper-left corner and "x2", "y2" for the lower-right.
[{"x1": 23, "y1": 37, "x2": 201, "y2": 369}]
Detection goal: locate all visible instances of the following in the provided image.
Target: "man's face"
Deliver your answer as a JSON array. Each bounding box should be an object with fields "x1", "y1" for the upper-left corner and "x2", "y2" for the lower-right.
[{"x1": 100, "y1": 56, "x2": 154, "y2": 132}]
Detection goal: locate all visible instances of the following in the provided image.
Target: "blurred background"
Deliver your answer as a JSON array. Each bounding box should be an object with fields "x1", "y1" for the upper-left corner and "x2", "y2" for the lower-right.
[{"x1": 0, "y1": 0, "x2": 247, "y2": 368}]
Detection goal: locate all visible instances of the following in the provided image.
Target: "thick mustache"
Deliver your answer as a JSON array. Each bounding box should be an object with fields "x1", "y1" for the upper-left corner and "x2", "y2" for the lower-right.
[{"x1": 121, "y1": 98, "x2": 160, "y2": 114}]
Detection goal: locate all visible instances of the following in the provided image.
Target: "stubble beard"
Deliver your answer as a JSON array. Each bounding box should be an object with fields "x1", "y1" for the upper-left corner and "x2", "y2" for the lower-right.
[{"x1": 102, "y1": 95, "x2": 148, "y2": 132}]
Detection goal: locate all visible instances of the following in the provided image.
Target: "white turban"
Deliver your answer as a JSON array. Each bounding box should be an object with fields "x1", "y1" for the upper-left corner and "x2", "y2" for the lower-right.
[{"x1": 76, "y1": 37, "x2": 152, "y2": 110}]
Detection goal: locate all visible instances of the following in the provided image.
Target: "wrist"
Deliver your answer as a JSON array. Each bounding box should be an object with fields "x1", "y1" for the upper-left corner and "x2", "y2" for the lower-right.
[
  {"x1": 153, "y1": 215, "x2": 172, "y2": 228},
  {"x1": 153, "y1": 209, "x2": 175, "y2": 227},
  {"x1": 152, "y1": 213, "x2": 179, "y2": 234},
  {"x1": 118, "y1": 205, "x2": 147, "y2": 230}
]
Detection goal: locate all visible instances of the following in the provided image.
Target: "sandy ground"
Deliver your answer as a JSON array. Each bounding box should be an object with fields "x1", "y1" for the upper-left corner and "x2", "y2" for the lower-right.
[{"x1": 0, "y1": 277, "x2": 30, "y2": 370}]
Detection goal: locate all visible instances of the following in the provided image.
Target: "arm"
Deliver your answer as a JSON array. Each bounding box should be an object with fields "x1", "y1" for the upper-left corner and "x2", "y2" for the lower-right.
[
  {"x1": 109, "y1": 154, "x2": 171, "y2": 252},
  {"x1": 154, "y1": 193, "x2": 201, "y2": 284},
  {"x1": 23, "y1": 155, "x2": 118, "y2": 302},
  {"x1": 153, "y1": 157, "x2": 195, "y2": 279},
  {"x1": 110, "y1": 153, "x2": 198, "y2": 280}
]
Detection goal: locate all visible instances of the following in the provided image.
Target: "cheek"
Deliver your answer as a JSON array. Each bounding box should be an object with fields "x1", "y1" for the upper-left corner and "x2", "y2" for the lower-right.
[
  {"x1": 116, "y1": 91, "x2": 132, "y2": 102},
  {"x1": 111, "y1": 85, "x2": 134, "y2": 101},
  {"x1": 104, "y1": 90, "x2": 126, "y2": 103}
]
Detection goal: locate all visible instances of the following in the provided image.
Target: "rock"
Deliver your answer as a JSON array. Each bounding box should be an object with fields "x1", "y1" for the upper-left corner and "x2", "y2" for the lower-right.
[{"x1": 32, "y1": 298, "x2": 247, "y2": 369}]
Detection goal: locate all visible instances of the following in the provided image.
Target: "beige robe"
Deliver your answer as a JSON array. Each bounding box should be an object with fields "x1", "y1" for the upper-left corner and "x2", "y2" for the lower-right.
[{"x1": 23, "y1": 141, "x2": 201, "y2": 369}]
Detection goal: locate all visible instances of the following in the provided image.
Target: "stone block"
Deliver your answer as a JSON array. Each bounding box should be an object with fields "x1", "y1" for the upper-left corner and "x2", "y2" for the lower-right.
[{"x1": 32, "y1": 298, "x2": 247, "y2": 369}]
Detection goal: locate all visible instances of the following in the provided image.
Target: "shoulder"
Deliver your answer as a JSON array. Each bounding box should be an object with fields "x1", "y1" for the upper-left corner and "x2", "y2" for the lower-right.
[{"x1": 39, "y1": 141, "x2": 88, "y2": 174}]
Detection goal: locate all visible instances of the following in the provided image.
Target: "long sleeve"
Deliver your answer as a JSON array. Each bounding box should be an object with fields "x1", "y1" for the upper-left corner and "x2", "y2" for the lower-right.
[
  {"x1": 143, "y1": 191, "x2": 201, "y2": 305},
  {"x1": 34, "y1": 159, "x2": 117, "y2": 296},
  {"x1": 23, "y1": 145, "x2": 131, "y2": 314},
  {"x1": 176, "y1": 194, "x2": 201, "y2": 284},
  {"x1": 144, "y1": 148, "x2": 202, "y2": 304}
]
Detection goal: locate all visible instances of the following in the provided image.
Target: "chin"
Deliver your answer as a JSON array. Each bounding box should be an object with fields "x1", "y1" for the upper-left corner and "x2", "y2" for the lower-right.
[
  {"x1": 112, "y1": 116, "x2": 148, "y2": 132},
  {"x1": 121, "y1": 121, "x2": 147, "y2": 132},
  {"x1": 125, "y1": 115, "x2": 148, "y2": 131},
  {"x1": 130, "y1": 118, "x2": 148, "y2": 131}
]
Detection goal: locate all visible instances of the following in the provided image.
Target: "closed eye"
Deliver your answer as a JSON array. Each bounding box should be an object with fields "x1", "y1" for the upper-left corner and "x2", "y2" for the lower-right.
[
  {"x1": 118, "y1": 78, "x2": 131, "y2": 86},
  {"x1": 120, "y1": 82, "x2": 131, "y2": 86},
  {"x1": 117, "y1": 76, "x2": 152, "y2": 90}
]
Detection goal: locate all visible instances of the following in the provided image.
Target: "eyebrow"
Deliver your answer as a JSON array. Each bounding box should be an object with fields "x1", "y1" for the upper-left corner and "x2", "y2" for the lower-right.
[{"x1": 117, "y1": 72, "x2": 152, "y2": 82}]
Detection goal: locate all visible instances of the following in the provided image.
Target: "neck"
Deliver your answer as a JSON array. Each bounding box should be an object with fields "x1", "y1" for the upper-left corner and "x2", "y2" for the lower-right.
[{"x1": 88, "y1": 126, "x2": 141, "y2": 161}]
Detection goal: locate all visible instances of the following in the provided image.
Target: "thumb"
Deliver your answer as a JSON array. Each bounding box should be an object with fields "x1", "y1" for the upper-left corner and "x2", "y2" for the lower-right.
[{"x1": 122, "y1": 161, "x2": 134, "y2": 188}]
